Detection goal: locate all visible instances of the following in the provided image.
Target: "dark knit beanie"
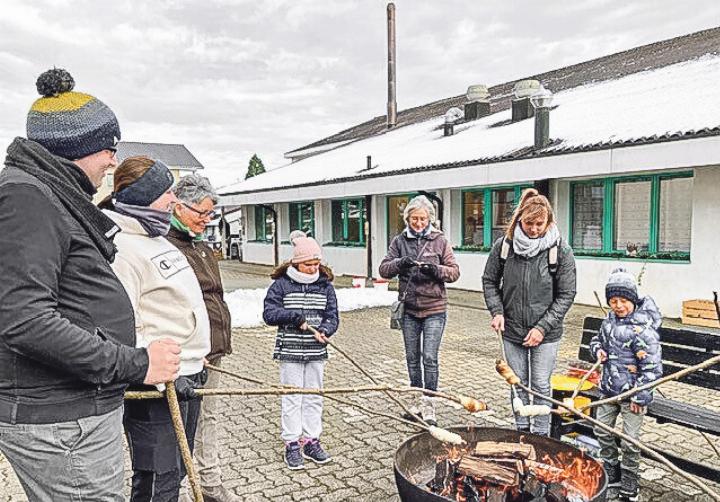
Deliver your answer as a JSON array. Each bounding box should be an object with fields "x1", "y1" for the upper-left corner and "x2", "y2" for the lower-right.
[
  {"x1": 114, "y1": 161, "x2": 174, "y2": 207},
  {"x1": 605, "y1": 267, "x2": 639, "y2": 305},
  {"x1": 26, "y1": 68, "x2": 121, "y2": 160}
]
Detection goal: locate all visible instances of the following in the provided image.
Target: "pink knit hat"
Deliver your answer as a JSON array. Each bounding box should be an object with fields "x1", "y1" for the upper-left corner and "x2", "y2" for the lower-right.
[{"x1": 290, "y1": 230, "x2": 322, "y2": 264}]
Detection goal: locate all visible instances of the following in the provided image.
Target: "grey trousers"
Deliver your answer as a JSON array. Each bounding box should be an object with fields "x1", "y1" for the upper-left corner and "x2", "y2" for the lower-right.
[
  {"x1": 279, "y1": 360, "x2": 325, "y2": 443},
  {"x1": 595, "y1": 401, "x2": 644, "y2": 473},
  {"x1": 0, "y1": 406, "x2": 124, "y2": 502},
  {"x1": 195, "y1": 357, "x2": 224, "y2": 488}
]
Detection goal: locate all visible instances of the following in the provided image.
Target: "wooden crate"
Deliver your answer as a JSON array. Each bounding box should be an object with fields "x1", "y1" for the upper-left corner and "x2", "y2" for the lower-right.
[{"x1": 682, "y1": 299, "x2": 720, "y2": 328}]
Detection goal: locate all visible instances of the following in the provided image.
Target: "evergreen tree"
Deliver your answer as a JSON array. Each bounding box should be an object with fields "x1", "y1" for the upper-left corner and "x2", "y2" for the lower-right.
[{"x1": 245, "y1": 154, "x2": 266, "y2": 179}]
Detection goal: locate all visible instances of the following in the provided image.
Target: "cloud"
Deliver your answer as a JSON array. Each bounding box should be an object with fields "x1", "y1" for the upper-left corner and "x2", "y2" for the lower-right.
[{"x1": 1, "y1": 0, "x2": 719, "y2": 185}]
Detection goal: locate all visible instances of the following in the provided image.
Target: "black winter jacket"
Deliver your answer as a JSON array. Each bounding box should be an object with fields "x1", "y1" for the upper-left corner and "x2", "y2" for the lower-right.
[
  {"x1": 0, "y1": 143, "x2": 149, "y2": 424},
  {"x1": 482, "y1": 236, "x2": 577, "y2": 344}
]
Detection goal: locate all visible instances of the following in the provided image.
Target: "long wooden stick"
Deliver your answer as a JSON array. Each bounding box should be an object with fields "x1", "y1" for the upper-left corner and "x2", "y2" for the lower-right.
[
  {"x1": 166, "y1": 383, "x2": 203, "y2": 502},
  {"x1": 500, "y1": 372, "x2": 720, "y2": 501},
  {"x1": 126, "y1": 384, "x2": 391, "y2": 400},
  {"x1": 205, "y1": 363, "x2": 427, "y2": 432},
  {"x1": 582, "y1": 353, "x2": 720, "y2": 409},
  {"x1": 570, "y1": 359, "x2": 601, "y2": 401},
  {"x1": 308, "y1": 326, "x2": 428, "y2": 426}
]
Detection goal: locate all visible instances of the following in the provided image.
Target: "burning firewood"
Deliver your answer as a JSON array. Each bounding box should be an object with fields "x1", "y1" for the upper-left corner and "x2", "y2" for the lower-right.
[
  {"x1": 457, "y1": 456, "x2": 520, "y2": 487},
  {"x1": 473, "y1": 441, "x2": 537, "y2": 461}
]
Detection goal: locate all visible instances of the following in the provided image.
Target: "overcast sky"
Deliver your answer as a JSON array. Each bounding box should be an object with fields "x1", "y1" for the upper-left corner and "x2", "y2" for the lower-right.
[{"x1": 1, "y1": 0, "x2": 719, "y2": 186}]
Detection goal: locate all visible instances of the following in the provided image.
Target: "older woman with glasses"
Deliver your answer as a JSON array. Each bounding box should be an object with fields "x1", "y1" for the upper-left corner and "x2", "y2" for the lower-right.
[{"x1": 166, "y1": 174, "x2": 238, "y2": 502}]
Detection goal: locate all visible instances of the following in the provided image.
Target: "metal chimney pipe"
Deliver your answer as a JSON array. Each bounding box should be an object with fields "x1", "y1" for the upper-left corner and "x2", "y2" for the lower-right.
[
  {"x1": 387, "y1": 2, "x2": 397, "y2": 128},
  {"x1": 534, "y1": 107, "x2": 550, "y2": 149}
]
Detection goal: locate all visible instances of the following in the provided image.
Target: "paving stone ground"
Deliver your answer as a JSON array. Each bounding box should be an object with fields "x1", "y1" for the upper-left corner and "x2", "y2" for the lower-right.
[{"x1": 1, "y1": 262, "x2": 719, "y2": 501}]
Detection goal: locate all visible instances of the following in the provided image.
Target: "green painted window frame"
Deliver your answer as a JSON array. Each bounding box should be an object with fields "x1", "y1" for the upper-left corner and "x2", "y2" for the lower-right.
[
  {"x1": 289, "y1": 201, "x2": 315, "y2": 238},
  {"x1": 569, "y1": 171, "x2": 693, "y2": 261},
  {"x1": 457, "y1": 184, "x2": 532, "y2": 251},
  {"x1": 253, "y1": 205, "x2": 273, "y2": 243},
  {"x1": 329, "y1": 198, "x2": 366, "y2": 246}
]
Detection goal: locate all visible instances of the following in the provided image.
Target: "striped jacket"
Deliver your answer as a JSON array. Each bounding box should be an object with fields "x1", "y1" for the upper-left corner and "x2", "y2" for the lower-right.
[{"x1": 263, "y1": 270, "x2": 339, "y2": 362}]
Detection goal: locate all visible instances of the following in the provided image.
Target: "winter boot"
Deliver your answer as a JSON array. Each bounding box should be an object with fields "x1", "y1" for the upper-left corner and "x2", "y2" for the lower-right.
[
  {"x1": 284, "y1": 441, "x2": 304, "y2": 470},
  {"x1": 619, "y1": 469, "x2": 640, "y2": 501},
  {"x1": 420, "y1": 396, "x2": 437, "y2": 427},
  {"x1": 603, "y1": 461, "x2": 621, "y2": 488},
  {"x1": 302, "y1": 438, "x2": 332, "y2": 464}
]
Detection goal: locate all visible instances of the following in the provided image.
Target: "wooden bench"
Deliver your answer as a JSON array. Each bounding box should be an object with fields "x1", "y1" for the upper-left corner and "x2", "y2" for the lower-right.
[{"x1": 551, "y1": 316, "x2": 720, "y2": 481}]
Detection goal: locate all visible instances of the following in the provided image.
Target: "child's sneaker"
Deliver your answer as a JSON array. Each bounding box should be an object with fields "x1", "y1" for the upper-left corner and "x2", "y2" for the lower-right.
[
  {"x1": 284, "y1": 441, "x2": 304, "y2": 470},
  {"x1": 302, "y1": 438, "x2": 332, "y2": 464},
  {"x1": 604, "y1": 461, "x2": 621, "y2": 487},
  {"x1": 619, "y1": 470, "x2": 640, "y2": 501}
]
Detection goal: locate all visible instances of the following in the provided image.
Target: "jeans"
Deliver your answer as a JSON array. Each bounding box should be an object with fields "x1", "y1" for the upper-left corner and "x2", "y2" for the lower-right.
[
  {"x1": 503, "y1": 338, "x2": 560, "y2": 435},
  {"x1": 402, "y1": 312, "x2": 447, "y2": 391},
  {"x1": 279, "y1": 360, "x2": 325, "y2": 443},
  {"x1": 595, "y1": 402, "x2": 644, "y2": 473},
  {"x1": 0, "y1": 406, "x2": 125, "y2": 502}
]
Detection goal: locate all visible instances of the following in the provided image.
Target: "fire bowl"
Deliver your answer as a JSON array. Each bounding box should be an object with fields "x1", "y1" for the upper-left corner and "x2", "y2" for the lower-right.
[{"x1": 394, "y1": 426, "x2": 607, "y2": 502}]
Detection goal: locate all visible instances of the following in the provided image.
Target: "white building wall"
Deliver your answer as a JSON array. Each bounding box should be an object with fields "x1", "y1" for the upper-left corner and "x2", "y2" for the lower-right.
[
  {"x1": 239, "y1": 165, "x2": 719, "y2": 318},
  {"x1": 243, "y1": 241, "x2": 274, "y2": 265}
]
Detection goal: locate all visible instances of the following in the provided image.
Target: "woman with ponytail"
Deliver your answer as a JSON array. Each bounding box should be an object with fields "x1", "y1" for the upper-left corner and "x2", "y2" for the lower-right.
[
  {"x1": 482, "y1": 188, "x2": 576, "y2": 436},
  {"x1": 100, "y1": 156, "x2": 211, "y2": 501}
]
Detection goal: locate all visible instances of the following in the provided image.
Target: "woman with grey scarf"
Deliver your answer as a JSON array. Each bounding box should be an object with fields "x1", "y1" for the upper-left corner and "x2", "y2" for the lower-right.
[
  {"x1": 482, "y1": 188, "x2": 577, "y2": 436},
  {"x1": 99, "y1": 156, "x2": 211, "y2": 500}
]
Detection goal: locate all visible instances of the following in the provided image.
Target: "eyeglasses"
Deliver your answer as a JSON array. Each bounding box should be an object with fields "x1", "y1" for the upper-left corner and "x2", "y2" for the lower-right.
[
  {"x1": 182, "y1": 203, "x2": 216, "y2": 219},
  {"x1": 106, "y1": 147, "x2": 118, "y2": 158}
]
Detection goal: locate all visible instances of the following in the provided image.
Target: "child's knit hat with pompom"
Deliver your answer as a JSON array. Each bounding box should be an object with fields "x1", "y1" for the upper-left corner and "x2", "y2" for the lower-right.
[{"x1": 289, "y1": 230, "x2": 322, "y2": 264}]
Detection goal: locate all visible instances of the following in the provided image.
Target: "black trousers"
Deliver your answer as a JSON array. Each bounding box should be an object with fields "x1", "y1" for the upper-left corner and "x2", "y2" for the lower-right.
[{"x1": 124, "y1": 373, "x2": 203, "y2": 502}]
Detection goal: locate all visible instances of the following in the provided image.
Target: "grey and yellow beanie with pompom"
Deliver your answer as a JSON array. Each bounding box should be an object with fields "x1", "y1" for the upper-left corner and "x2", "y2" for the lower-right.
[{"x1": 26, "y1": 68, "x2": 121, "y2": 160}]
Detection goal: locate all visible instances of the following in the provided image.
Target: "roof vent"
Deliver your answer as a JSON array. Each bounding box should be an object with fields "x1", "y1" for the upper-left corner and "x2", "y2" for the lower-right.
[
  {"x1": 443, "y1": 107, "x2": 463, "y2": 136},
  {"x1": 465, "y1": 84, "x2": 491, "y2": 121},
  {"x1": 512, "y1": 79, "x2": 540, "y2": 122},
  {"x1": 531, "y1": 86, "x2": 553, "y2": 149}
]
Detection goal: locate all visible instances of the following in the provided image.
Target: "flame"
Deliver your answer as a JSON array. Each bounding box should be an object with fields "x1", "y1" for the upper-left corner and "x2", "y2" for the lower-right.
[{"x1": 534, "y1": 452, "x2": 604, "y2": 500}]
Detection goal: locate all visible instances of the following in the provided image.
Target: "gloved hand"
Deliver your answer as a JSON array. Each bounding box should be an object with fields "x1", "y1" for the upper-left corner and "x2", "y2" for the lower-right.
[
  {"x1": 174, "y1": 375, "x2": 198, "y2": 401},
  {"x1": 198, "y1": 367, "x2": 209, "y2": 386},
  {"x1": 398, "y1": 256, "x2": 416, "y2": 271},
  {"x1": 419, "y1": 263, "x2": 438, "y2": 278}
]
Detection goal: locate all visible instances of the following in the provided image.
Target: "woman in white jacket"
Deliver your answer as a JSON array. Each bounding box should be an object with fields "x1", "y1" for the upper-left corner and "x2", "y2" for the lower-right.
[{"x1": 99, "y1": 156, "x2": 211, "y2": 502}]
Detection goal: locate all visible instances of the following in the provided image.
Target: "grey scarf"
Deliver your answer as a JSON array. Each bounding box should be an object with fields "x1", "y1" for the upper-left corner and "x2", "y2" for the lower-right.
[
  {"x1": 512, "y1": 223, "x2": 560, "y2": 257},
  {"x1": 114, "y1": 201, "x2": 172, "y2": 237}
]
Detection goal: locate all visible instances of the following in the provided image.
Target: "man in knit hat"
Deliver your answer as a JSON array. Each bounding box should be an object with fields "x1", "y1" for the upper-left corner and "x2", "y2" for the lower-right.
[{"x1": 0, "y1": 68, "x2": 181, "y2": 501}]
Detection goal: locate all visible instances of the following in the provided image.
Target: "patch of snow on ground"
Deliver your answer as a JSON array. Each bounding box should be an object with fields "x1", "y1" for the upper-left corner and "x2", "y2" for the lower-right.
[{"x1": 225, "y1": 287, "x2": 397, "y2": 328}]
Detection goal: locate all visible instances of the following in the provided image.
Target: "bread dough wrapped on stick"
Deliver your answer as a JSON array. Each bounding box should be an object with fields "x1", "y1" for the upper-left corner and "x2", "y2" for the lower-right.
[{"x1": 495, "y1": 359, "x2": 520, "y2": 385}]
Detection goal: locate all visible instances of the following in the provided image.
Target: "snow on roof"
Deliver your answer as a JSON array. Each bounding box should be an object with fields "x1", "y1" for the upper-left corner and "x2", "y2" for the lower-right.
[
  {"x1": 117, "y1": 142, "x2": 204, "y2": 169},
  {"x1": 222, "y1": 54, "x2": 720, "y2": 196}
]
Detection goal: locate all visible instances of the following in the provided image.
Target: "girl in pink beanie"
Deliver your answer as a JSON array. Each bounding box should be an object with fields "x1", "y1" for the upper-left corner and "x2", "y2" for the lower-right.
[{"x1": 263, "y1": 231, "x2": 339, "y2": 470}]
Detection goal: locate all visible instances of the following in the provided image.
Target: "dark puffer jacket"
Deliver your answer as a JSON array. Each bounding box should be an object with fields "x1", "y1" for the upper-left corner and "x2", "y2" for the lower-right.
[
  {"x1": 589, "y1": 296, "x2": 663, "y2": 406},
  {"x1": 379, "y1": 230, "x2": 460, "y2": 317},
  {"x1": 482, "y1": 236, "x2": 576, "y2": 344},
  {"x1": 263, "y1": 264, "x2": 339, "y2": 362}
]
